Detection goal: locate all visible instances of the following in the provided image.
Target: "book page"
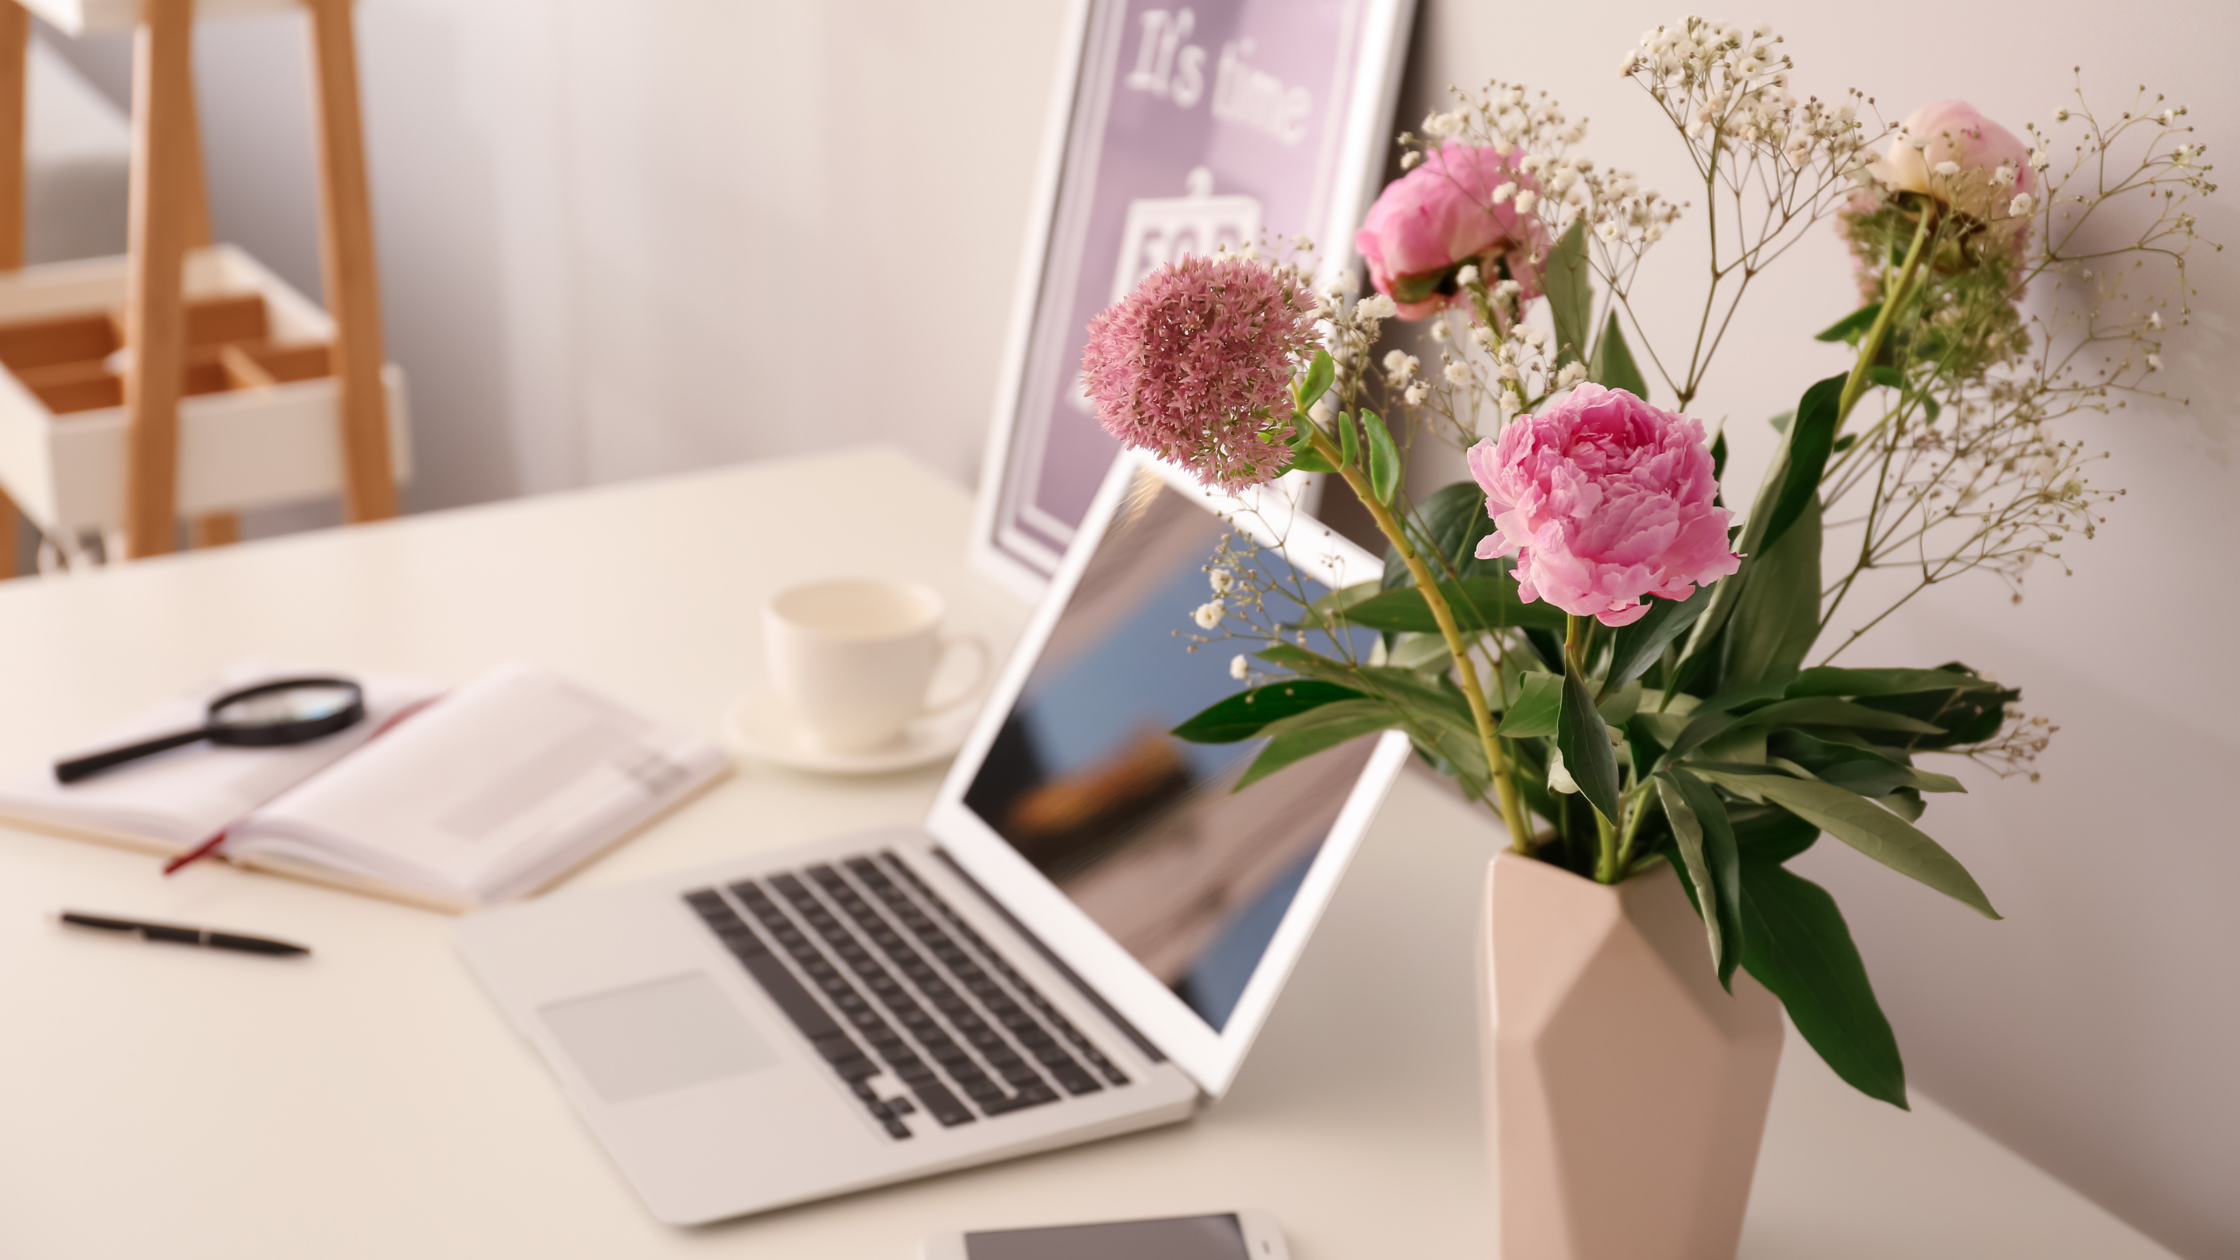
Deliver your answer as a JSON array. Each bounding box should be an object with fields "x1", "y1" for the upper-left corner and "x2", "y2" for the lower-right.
[
  {"x1": 232, "y1": 663, "x2": 726, "y2": 902},
  {"x1": 0, "y1": 664, "x2": 443, "y2": 851}
]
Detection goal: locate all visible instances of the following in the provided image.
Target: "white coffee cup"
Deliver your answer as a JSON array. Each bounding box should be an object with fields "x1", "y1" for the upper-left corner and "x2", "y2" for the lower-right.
[{"x1": 762, "y1": 578, "x2": 988, "y2": 753}]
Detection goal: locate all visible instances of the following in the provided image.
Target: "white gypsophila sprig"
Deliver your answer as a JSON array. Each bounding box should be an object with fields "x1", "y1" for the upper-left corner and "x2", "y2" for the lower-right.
[
  {"x1": 1814, "y1": 79, "x2": 2217, "y2": 661},
  {"x1": 1610, "y1": 17, "x2": 1882, "y2": 410}
]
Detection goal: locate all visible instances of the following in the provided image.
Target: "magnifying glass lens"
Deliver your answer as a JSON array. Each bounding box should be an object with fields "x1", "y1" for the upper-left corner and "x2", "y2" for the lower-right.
[{"x1": 212, "y1": 683, "x2": 360, "y2": 729}]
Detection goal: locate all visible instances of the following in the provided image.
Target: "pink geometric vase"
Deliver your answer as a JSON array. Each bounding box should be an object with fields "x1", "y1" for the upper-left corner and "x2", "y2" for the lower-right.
[{"x1": 1477, "y1": 849, "x2": 1784, "y2": 1260}]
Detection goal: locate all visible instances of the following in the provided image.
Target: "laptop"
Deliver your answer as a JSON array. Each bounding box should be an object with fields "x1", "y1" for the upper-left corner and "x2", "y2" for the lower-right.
[{"x1": 454, "y1": 454, "x2": 1412, "y2": 1224}]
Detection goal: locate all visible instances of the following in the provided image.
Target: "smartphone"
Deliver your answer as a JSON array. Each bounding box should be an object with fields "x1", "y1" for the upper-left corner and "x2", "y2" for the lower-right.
[{"x1": 922, "y1": 1210, "x2": 1291, "y2": 1260}]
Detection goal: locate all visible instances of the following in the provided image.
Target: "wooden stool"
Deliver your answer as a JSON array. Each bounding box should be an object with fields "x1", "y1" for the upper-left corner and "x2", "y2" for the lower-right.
[{"x1": 0, "y1": 0, "x2": 395, "y2": 576}]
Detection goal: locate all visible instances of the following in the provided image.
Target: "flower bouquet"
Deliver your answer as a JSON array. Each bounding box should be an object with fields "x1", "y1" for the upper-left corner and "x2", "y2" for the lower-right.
[{"x1": 1081, "y1": 14, "x2": 2213, "y2": 1246}]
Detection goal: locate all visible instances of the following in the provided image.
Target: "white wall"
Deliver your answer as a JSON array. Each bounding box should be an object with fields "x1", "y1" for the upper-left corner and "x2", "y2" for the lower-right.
[{"x1": 44, "y1": 2, "x2": 2240, "y2": 1255}]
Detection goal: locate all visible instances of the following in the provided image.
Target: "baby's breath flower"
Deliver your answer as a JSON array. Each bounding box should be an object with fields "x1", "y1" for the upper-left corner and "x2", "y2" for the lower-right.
[
  {"x1": 1193, "y1": 600, "x2": 1226, "y2": 630},
  {"x1": 1555, "y1": 361, "x2": 1589, "y2": 390},
  {"x1": 1357, "y1": 293, "x2": 1398, "y2": 320},
  {"x1": 1229, "y1": 654, "x2": 1250, "y2": 680},
  {"x1": 1404, "y1": 382, "x2": 1430, "y2": 405},
  {"x1": 1444, "y1": 361, "x2": 1472, "y2": 385},
  {"x1": 1209, "y1": 567, "x2": 1234, "y2": 594}
]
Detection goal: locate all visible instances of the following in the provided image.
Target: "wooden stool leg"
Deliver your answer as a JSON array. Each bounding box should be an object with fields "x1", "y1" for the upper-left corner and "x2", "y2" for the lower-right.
[
  {"x1": 0, "y1": 1, "x2": 26, "y2": 578},
  {"x1": 172, "y1": 39, "x2": 239, "y2": 547},
  {"x1": 306, "y1": 0, "x2": 395, "y2": 523},
  {"x1": 121, "y1": 0, "x2": 193, "y2": 559},
  {"x1": 0, "y1": 0, "x2": 25, "y2": 268}
]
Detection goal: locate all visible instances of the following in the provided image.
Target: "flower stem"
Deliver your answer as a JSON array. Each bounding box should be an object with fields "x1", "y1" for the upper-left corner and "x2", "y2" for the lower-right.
[
  {"x1": 1569, "y1": 614, "x2": 1625, "y2": 883},
  {"x1": 1835, "y1": 198, "x2": 1937, "y2": 426},
  {"x1": 1309, "y1": 427, "x2": 1533, "y2": 852}
]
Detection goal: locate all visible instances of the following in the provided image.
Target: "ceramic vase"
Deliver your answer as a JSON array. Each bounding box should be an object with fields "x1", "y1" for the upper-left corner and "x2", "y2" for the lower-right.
[{"x1": 1477, "y1": 849, "x2": 1783, "y2": 1260}]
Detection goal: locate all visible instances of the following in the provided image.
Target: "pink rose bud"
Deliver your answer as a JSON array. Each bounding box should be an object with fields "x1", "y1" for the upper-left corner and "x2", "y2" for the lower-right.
[
  {"x1": 1868, "y1": 100, "x2": 2035, "y2": 228},
  {"x1": 1468, "y1": 385, "x2": 1740, "y2": 628},
  {"x1": 1354, "y1": 141, "x2": 1552, "y2": 321}
]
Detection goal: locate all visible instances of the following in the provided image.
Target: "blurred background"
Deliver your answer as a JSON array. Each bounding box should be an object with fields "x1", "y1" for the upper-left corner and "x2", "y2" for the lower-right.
[{"x1": 13, "y1": 1, "x2": 2236, "y2": 1255}]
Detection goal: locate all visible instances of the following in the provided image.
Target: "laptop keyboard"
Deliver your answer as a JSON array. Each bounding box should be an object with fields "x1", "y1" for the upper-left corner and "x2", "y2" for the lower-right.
[{"x1": 682, "y1": 851, "x2": 1128, "y2": 1141}]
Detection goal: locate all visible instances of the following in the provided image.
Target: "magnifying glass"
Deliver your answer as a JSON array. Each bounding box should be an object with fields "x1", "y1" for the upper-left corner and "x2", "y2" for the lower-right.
[{"x1": 54, "y1": 677, "x2": 367, "y2": 784}]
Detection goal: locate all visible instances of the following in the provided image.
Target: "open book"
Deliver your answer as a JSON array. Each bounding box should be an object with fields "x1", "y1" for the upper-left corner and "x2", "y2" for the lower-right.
[{"x1": 0, "y1": 662, "x2": 728, "y2": 910}]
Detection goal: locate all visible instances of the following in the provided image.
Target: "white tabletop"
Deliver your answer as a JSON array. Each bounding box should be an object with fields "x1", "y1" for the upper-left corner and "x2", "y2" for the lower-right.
[{"x1": 0, "y1": 448, "x2": 2174, "y2": 1259}]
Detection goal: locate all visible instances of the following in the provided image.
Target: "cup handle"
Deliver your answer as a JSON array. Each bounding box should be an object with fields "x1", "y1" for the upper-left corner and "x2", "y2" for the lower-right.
[{"x1": 921, "y1": 634, "x2": 989, "y2": 718}]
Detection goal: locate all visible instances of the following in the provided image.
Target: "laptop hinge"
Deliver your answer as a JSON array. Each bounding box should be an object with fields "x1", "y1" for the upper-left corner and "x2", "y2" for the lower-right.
[{"x1": 929, "y1": 847, "x2": 1166, "y2": 1064}]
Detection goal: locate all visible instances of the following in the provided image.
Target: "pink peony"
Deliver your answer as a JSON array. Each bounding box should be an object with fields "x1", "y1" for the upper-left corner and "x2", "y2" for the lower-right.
[
  {"x1": 1081, "y1": 254, "x2": 1320, "y2": 493},
  {"x1": 1355, "y1": 142, "x2": 1551, "y2": 321},
  {"x1": 1868, "y1": 100, "x2": 2035, "y2": 234},
  {"x1": 1467, "y1": 385, "x2": 1739, "y2": 628}
]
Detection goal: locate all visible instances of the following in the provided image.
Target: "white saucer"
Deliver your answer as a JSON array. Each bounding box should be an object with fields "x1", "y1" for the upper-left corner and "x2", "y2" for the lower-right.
[{"x1": 723, "y1": 689, "x2": 978, "y2": 776}]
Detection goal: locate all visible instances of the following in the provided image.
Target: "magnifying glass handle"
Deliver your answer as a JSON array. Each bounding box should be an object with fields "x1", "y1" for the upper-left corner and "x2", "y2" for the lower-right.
[{"x1": 54, "y1": 727, "x2": 214, "y2": 784}]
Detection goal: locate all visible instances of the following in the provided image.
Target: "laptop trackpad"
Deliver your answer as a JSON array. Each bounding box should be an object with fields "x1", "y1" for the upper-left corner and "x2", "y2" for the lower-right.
[{"x1": 539, "y1": 972, "x2": 779, "y2": 1105}]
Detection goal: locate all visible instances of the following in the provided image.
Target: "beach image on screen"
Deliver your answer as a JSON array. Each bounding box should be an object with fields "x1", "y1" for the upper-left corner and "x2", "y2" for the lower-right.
[{"x1": 965, "y1": 469, "x2": 1376, "y2": 1031}]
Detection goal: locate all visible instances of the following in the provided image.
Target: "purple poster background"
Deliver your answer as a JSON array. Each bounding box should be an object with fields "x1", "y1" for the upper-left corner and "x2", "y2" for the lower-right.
[{"x1": 993, "y1": 0, "x2": 1368, "y2": 575}]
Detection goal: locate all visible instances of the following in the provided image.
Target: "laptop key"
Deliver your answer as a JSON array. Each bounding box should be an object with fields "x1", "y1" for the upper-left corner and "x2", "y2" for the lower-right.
[
  {"x1": 873, "y1": 855, "x2": 1129, "y2": 1091},
  {"x1": 726, "y1": 880, "x2": 970, "y2": 1131},
  {"x1": 682, "y1": 888, "x2": 909, "y2": 1139},
  {"x1": 780, "y1": 871, "x2": 1023, "y2": 1116}
]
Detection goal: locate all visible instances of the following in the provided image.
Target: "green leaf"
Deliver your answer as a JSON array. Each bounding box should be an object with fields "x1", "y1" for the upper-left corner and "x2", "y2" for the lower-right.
[
  {"x1": 1694, "y1": 769, "x2": 2000, "y2": 919},
  {"x1": 1604, "y1": 583, "x2": 1713, "y2": 688},
  {"x1": 1730, "y1": 803, "x2": 1819, "y2": 863},
  {"x1": 1236, "y1": 702, "x2": 1395, "y2": 790},
  {"x1": 1337, "y1": 410, "x2": 1360, "y2": 471},
  {"x1": 1738, "y1": 860, "x2": 1908, "y2": 1108},
  {"x1": 1786, "y1": 667, "x2": 1994, "y2": 699},
  {"x1": 1658, "y1": 768, "x2": 1744, "y2": 988},
  {"x1": 1254, "y1": 643, "x2": 1361, "y2": 691},
  {"x1": 1731, "y1": 696, "x2": 1947, "y2": 738},
  {"x1": 1362, "y1": 410, "x2": 1400, "y2": 505},
  {"x1": 1760, "y1": 373, "x2": 1847, "y2": 556},
  {"x1": 1864, "y1": 364, "x2": 1906, "y2": 390},
  {"x1": 1597, "y1": 678, "x2": 1643, "y2": 725},
  {"x1": 1289, "y1": 445, "x2": 1339, "y2": 474},
  {"x1": 1497, "y1": 671, "x2": 1564, "y2": 737},
  {"x1": 1722, "y1": 493, "x2": 1821, "y2": 689},
  {"x1": 1558, "y1": 664, "x2": 1622, "y2": 823},
  {"x1": 1670, "y1": 373, "x2": 1841, "y2": 690},
  {"x1": 1304, "y1": 579, "x2": 1383, "y2": 626},
  {"x1": 1381, "y1": 479, "x2": 1498, "y2": 589},
  {"x1": 1298, "y1": 349, "x2": 1335, "y2": 409},
  {"x1": 1814, "y1": 303, "x2": 1882, "y2": 344},
  {"x1": 1835, "y1": 662, "x2": 2018, "y2": 748},
  {"x1": 1171, "y1": 680, "x2": 1367, "y2": 744},
  {"x1": 1386, "y1": 632, "x2": 1453, "y2": 672},
  {"x1": 1334, "y1": 577, "x2": 1567, "y2": 634},
  {"x1": 1543, "y1": 220, "x2": 1594, "y2": 367},
  {"x1": 1587, "y1": 310, "x2": 1648, "y2": 398}
]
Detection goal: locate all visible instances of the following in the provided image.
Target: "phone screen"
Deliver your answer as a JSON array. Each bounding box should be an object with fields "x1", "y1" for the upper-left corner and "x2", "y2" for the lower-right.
[{"x1": 963, "y1": 1213, "x2": 1252, "y2": 1260}]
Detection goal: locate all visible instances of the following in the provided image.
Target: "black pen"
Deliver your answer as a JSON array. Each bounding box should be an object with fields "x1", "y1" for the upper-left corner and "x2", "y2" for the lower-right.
[{"x1": 59, "y1": 911, "x2": 311, "y2": 957}]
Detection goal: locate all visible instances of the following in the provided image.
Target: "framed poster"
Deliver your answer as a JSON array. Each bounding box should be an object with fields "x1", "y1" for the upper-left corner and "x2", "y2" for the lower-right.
[{"x1": 971, "y1": 0, "x2": 1416, "y2": 597}]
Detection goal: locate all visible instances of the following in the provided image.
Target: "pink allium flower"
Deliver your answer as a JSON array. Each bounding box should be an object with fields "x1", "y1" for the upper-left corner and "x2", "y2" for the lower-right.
[
  {"x1": 1868, "y1": 100, "x2": 2035, "y2": 243},
  {"x1": 1081, "y1": 254, "x2": 1319, "y2": 493},
  {"x1": 1355, "y1": 142, "x2": 1551, "y2": 321},
  {"x1": 1468, "y1": 385, "x2": 1739, "y2": 628}
]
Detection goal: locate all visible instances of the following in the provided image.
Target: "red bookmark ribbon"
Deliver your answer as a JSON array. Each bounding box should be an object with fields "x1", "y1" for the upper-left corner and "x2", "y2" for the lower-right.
[{"x1": 161, "y1": 692, "x2": 447, "y2": 878}]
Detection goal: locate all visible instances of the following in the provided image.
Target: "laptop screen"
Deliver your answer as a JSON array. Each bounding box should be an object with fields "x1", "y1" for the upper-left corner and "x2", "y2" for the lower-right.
[{"x1": 961, "y1": 471, "x2": 1379, "y2": 1032}]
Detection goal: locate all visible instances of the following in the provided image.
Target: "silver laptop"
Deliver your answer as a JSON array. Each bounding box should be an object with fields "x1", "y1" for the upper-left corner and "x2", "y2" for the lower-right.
[{"x1": 454, "y1": 454, "x2": 1411, "y2": 1225}]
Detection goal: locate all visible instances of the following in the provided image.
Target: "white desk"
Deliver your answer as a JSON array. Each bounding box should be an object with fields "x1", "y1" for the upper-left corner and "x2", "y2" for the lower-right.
[{"x1": 0, "y1": 448, "x2": 2176, "y2": 1259}]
